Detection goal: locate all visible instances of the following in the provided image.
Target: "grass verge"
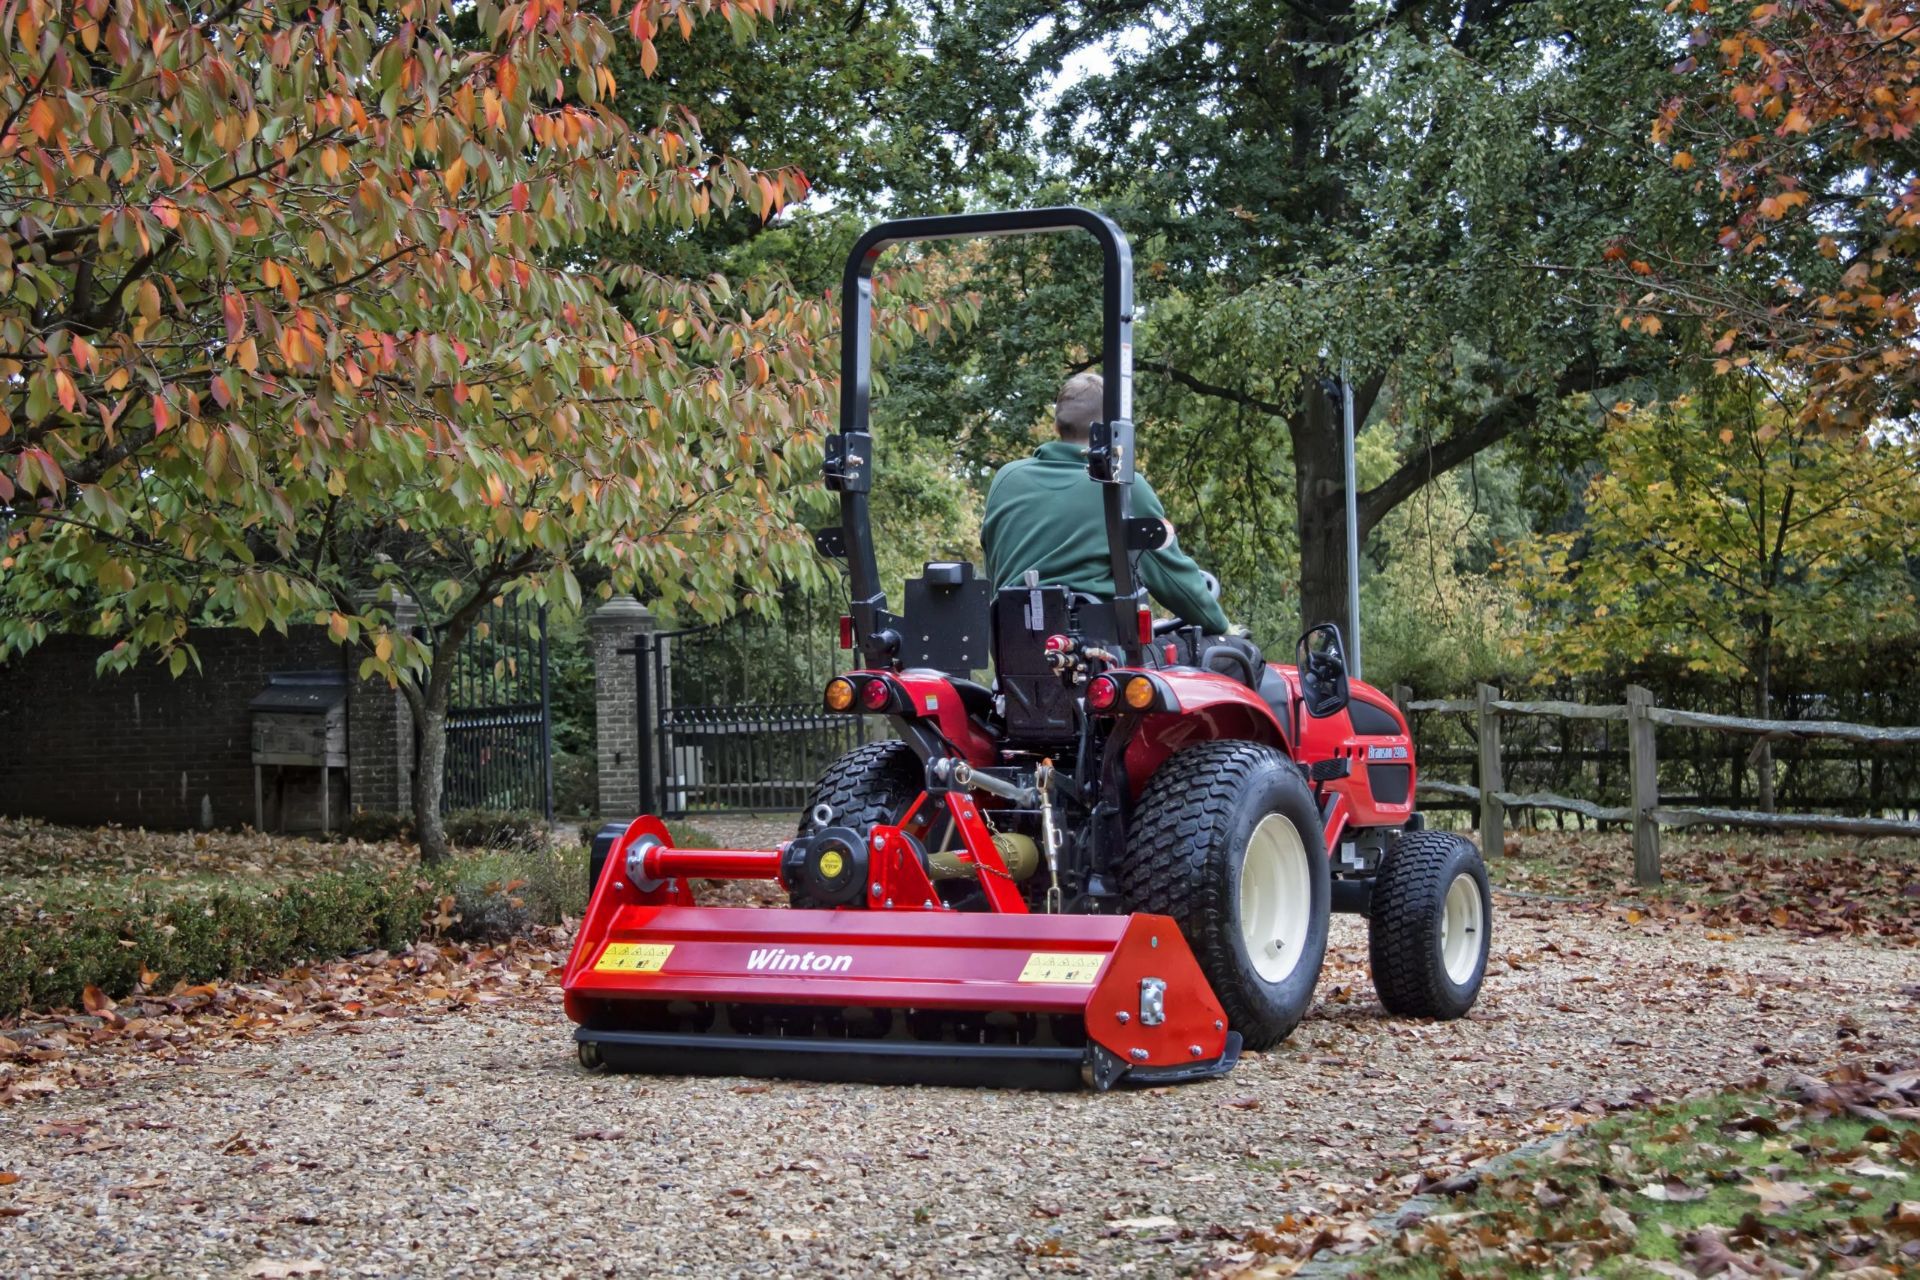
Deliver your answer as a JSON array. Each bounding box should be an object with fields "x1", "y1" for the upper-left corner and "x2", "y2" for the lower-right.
[{"x1": 1346, "y1": 1063, "x2": 1920, "y2": 1277}]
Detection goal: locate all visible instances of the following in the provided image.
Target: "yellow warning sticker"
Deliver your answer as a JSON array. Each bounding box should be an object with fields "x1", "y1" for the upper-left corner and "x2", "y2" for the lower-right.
[
  {"x1": 595, "y1": 942, "x2": 675, "y2": 973},
  {"x1": 818, "y1": 849, "x2": 845, "y2": 879},
  {"x1": 1017, "y1": 952, "x2": 1104, "y2": 984}
]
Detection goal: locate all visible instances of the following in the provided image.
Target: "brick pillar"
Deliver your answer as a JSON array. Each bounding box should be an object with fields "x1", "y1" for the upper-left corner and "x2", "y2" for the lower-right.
[
  {"x1": 348, "y1": 593, "x2": 419, "y2": 816},
  {"x1": 590, "y1": 596, "x2": 654, "y2": 819}
]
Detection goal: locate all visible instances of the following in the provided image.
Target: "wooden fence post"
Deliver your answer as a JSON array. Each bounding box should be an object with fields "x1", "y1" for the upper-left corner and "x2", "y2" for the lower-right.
[
  {"x1": 1627, "y1": 684, "x2": 1662, "y2": 886},
  {"x1": 1476, "y1": 683, "x2": 1503, "y2": 845}
]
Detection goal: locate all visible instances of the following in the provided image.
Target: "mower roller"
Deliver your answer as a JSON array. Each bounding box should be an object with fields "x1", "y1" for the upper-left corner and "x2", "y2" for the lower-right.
[{"x1": 563, "y1": 207, "x2": 1493, "y2": 1090}]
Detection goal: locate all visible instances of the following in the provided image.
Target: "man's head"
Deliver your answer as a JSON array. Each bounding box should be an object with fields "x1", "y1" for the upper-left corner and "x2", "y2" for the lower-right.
[{"x1": 1053, "y1": 371, "x2": 1103, "y2": 444}]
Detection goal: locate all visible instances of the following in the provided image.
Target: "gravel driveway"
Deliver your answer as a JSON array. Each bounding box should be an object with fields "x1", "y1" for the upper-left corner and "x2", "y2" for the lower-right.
[{"x1": 4, "y1": 901, "x2": 1918, "y2": 1278}]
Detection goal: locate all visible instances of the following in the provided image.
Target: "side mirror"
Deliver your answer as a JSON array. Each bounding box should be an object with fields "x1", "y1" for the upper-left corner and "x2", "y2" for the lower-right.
[{"x1": 1294, "y1": 623, "x2": 1350, "y2": 719}]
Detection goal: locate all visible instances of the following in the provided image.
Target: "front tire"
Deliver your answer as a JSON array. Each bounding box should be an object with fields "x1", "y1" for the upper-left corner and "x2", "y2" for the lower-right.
[
  {"x1": 1367, "y1": 831, "x2": 1491, "y2": 1019},
  {"x1": 1117, "y1": 741, "x2": 1331, "y2": 1049}
]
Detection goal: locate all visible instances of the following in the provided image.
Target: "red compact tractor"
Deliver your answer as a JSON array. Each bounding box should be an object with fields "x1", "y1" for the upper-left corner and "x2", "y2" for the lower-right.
[{"x1": 564, "y1": 208, "x2": 1492, "y2": 1089}]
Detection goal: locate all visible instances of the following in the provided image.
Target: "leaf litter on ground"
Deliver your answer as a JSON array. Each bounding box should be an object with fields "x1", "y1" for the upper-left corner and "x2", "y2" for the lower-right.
[
  {"x1": 0, "y1": 926, "x2": 569, "y2": 1106},
  {"x1": 1493, "y1": 830, "x2": 1920, "y2": 944}
]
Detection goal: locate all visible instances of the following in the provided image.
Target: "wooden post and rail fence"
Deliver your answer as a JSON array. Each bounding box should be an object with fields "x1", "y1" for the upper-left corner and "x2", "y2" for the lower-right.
[{"x1": 1392, "y1": 684, "x2": 1920, "y2": 888}]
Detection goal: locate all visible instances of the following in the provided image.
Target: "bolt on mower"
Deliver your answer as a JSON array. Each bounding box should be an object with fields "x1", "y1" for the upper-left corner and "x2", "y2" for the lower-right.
[{"x1": 563, "y1": 207, "x2": 1493, "y2": 1090}]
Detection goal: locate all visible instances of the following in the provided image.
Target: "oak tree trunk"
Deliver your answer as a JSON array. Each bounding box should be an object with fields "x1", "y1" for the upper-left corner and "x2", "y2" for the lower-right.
[{"x1": 1290, "y1": 382, "x2": 1353, "y2": 647}]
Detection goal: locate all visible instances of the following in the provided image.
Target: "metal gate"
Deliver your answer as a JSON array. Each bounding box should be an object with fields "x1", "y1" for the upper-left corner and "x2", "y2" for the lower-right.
[
  {"x1": 633, "y1": 597, "x2": 872, "y2": 815},
  {"x1": 443, "y1": 598, "x2": 553, "y2": 817}
]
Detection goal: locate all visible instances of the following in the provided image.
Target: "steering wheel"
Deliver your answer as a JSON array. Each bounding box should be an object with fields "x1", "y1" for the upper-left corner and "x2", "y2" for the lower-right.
[
  {"x1": 1305, "y1": 647, "x2": 1341, "y2": 682},
  {"x1": 1151, "y1": 616, "x2": 1187, "y2": 637}
]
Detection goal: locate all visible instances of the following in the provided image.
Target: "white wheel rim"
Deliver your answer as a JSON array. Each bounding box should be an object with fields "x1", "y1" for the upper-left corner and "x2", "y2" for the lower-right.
[
  {"x1": 1239, "y1": 814, "x2": 1313, "y2": 984},
  {"x1": 1441, "y1": 871, "x2": 1484, "y2": 985}
]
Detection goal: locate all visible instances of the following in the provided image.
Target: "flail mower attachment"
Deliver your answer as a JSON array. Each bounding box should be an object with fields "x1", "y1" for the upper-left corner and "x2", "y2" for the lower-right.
[{"x1": 562, "y1": 815, "x2": 1240, "y2": 1090}]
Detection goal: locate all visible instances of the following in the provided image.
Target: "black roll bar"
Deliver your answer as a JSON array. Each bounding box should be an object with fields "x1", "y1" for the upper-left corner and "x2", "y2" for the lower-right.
[{"x1": 828, "y1": 206, "x2": 1143, "y2": 665}]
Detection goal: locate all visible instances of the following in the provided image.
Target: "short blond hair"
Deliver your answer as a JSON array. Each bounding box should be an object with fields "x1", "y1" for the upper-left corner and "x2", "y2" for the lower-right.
[{"x1": 1054, "y1": 371, "x2": 1103, "y2": 441}]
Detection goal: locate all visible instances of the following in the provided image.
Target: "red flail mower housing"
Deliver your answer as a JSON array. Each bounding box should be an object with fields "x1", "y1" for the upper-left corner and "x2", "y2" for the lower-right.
[{"x1": 564, "y1": 209, "x2": 1493, "y2": 1090}]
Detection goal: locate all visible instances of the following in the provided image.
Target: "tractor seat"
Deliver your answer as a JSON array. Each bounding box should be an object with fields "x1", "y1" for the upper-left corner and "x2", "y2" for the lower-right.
[{"x1": 1190, "y1": 633, "x2": 1265, "y2": 692}]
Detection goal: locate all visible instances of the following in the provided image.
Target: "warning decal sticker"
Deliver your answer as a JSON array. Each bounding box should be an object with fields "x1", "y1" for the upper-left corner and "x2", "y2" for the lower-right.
[
  {"x1": 1017, "y1": 952, "x2": 1104, "y2": 984},
  {"x1": 594, "y1": 942, "x2": 675, "y2": 973}
]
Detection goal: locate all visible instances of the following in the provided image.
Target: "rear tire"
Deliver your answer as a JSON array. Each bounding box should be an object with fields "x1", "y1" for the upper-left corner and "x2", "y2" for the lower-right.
[
  {"x1": 1367, "y1": 831, "x2": 1491, "y2": 1019},
  {"x1": 792, "y1": 741, "x2": 923, "y2": 908},
  {"x1": 1117, "y1": 741, "x2": 1331, "y2": 1050}
]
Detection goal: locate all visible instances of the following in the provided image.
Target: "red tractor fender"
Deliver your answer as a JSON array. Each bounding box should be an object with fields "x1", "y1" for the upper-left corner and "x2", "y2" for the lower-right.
[
  {"x1": 1122, "y1": 670, "x2": 1290, "y2": 793},
  {"x1": 882, "y1": 669, "x2": 999, "y2": 766}
]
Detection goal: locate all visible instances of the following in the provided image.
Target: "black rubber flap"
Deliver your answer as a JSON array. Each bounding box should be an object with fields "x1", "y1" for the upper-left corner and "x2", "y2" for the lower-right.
[{"x1": 577, "y1": 1027, "x2": 1087, "y2": 1090}]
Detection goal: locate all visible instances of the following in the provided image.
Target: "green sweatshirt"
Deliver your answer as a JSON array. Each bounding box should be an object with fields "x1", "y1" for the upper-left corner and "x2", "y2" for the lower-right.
[{"x1": 981, "y1": 440, "x2": 1231, "y2": 634}]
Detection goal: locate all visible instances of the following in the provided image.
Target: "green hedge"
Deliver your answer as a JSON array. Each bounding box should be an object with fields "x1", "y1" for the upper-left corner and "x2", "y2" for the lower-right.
[{"x1": 0, "y1": 865, "x2": 442, "y2": 1018}]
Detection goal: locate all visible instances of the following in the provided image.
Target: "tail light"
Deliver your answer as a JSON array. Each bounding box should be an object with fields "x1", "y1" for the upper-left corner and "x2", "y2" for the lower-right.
[
  {"x1": 825, "y1": 674, "x2": 905, "y2": 715},
  {"x1": 1085, "y1": 671, "x2": 1177, "y2": 716},
  {"x1": 1087, "y1": 675, "x2": 1120, "y2": 712},
  {"x1": 1123, "y1": 675, "x2": 1158, "y2": 710},
  {"x1": 859, "y1": 677, "x2": 895, "y2": 712}
]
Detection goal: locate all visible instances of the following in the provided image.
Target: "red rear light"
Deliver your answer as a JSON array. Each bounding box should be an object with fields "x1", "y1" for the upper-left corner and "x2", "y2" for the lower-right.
[
  {"x1": 859, "y1": 677, "x2": 893, "y2": 712},
  {"x1": 1136, "y1": 606, "x2": 1152, "y2": 645},
  {"x1": 1086, "y1": 675, "x2": 1120, "y2": 712},
  {"x1": 839, "y1": 615, "x2": 854, "y2": 650}
]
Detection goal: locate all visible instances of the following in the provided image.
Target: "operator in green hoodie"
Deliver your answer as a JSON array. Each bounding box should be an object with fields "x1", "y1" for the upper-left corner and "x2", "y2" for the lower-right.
[{"x1": 981, "y1": 371, "x2": 1232, "y2": 635}]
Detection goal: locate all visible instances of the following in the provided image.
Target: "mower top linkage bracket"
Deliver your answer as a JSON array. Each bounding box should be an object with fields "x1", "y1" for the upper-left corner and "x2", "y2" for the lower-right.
[{"x1": 927, "y1": 756, "x2": 1040, "y2": 809}]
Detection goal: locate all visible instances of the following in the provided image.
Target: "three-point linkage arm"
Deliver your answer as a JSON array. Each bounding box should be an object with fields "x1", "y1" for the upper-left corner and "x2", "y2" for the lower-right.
[{"x1": 826, "y1": 206, "x2": 1146, "y2": 666}]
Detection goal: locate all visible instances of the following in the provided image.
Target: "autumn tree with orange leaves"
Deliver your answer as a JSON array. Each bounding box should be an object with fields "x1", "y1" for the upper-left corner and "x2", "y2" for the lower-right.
[
  {"x1": 1635, "y1": 0, "x2": 1920, "y2": 429},
  {"x1": 0, "y1": 0, "x2": 953, "y2": 858}
]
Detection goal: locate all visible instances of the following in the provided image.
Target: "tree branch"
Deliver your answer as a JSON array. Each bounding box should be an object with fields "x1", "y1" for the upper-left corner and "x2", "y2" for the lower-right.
[
  {"x1": 1356, "y1": 360, "x2": 1627, "y2": 537},
  {"x1": 1152, "y1": 358, "x2": 1291, "y2": 418}
]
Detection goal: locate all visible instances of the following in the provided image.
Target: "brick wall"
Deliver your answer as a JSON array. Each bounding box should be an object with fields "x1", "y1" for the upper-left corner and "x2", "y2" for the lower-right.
[{"x1": 0, "y1": 627, "x2": 413, "y2": 831}]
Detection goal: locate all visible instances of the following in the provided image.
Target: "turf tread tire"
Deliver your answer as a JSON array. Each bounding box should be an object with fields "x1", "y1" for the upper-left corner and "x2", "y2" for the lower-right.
[
  {"x1": 797, "y1": 741, "x2": 923, "y2": 837},
  {"x1": 791, "y1": 742, "x2": 923, "y2": 908},
  {"x1": 1115, "y1": 740, "x2": 1331, "y2": 1050},
  {"x1": 1367, "y1": 831, "x2": 1491, "y2": 1020}
]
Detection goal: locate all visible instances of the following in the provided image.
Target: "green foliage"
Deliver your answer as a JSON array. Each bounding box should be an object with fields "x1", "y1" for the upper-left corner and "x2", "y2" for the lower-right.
[
  {"x1": 441, "y1": 808, "x2": 550, "y2": 854},
  {"x1": 340, "y1": 810, "x2": 417, "y2": 845},
  {"x1": 1362, "y1": 474, "x2": 1523, "y2": 695},
  {"x1": 1506, "y1": 377, "x2": 1920, "y2": 707},
  {"x1": 872, "y1": 0, "x2": 1706, "y2": 631},
  {"x1": 444, "y1": 844, "x2": 588, "y2": 941},
  {"x1": 0, "y1": 866, "x2": 439, "y2": 1017},
  {"x1": 592, "y1": 3, "x2": 973, "y2": 278}
]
